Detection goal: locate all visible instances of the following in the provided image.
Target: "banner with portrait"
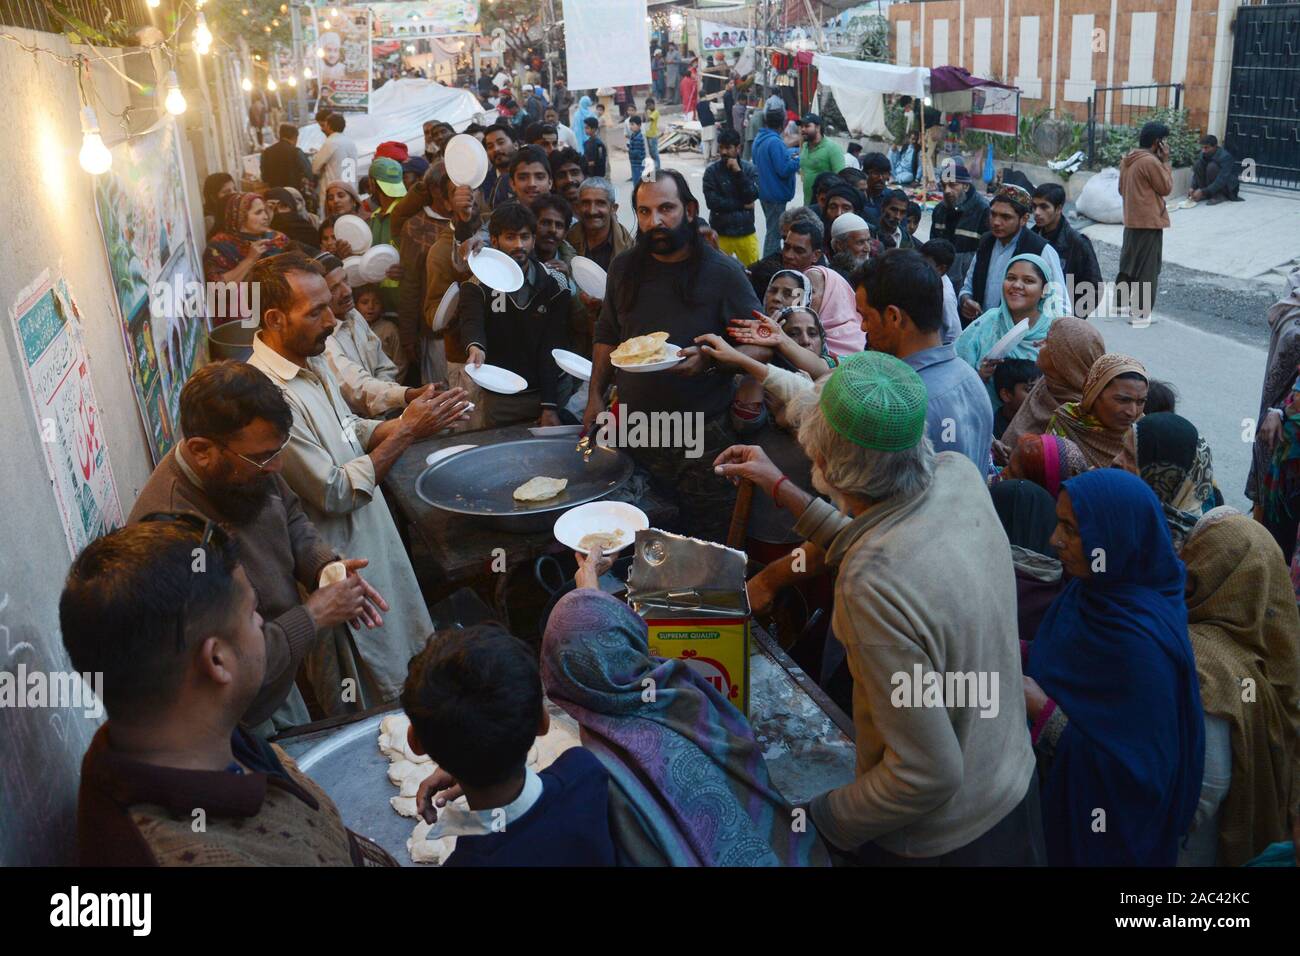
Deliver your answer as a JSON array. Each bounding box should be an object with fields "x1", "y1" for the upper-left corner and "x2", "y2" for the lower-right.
[
  {"x1": 92, "y1": 118, "x2": 207, "y2": 463},
  {"x1": 368, "y1": 0, "x2": 481, "y2": 38},
  {"x1": 314, "y1": 6, "x2": 373, "y2": 113},
  {"x1": 696, "y1": 19, "x2": 752, "y2": 57}
]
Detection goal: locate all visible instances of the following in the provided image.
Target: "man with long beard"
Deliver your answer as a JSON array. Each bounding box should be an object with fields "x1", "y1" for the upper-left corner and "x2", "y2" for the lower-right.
[
  {"x1": 127, "y1": 361, "x2": 386, "y2": 734},
  {"x1": 584, "y1": 169, "x2": 767, "y2": 542}
]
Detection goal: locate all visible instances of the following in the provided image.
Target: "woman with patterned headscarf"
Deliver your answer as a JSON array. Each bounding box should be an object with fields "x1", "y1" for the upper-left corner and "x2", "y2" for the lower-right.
[
  {"x1": 1180, "y1": 509, "x2": 1300, "y2": 866},
  {"x1": 998, "y1": 433, "x2": 1089, "y2": 497},
  {"x1": 202, "y1": 192, "x2": 292, "y2": 285},
  {"x1": 1135, "y1": 413, "x2": 1221, "y2": 551},
  {"x1": 541, "y1": 588, "x2": 829, "y2": 866},
  {"x1": 999, "y1": 317, "x2": 1105, "y2": 454},
  {"x1": 956, "y1": 252, "x2": 1066, "y2": 412},
  {"x1": 1047, "y1": 353, "x2": 1148, "y2": 470}
]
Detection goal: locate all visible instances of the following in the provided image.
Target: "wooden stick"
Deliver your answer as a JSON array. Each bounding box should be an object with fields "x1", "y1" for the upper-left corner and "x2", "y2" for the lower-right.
[{"x1": 727, "y1": 479, "x2": 754, "y2": 550}]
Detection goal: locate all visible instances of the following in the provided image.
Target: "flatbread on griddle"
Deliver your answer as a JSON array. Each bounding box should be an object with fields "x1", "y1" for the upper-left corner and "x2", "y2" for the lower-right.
[{"x1": 513, "y1": 476, "x2": 569, "y2": 502}]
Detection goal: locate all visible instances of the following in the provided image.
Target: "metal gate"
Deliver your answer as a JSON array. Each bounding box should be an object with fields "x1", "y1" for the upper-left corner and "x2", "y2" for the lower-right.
[{"x1": 1224, "y1": 2, "x2": 1300, "y2": 190}]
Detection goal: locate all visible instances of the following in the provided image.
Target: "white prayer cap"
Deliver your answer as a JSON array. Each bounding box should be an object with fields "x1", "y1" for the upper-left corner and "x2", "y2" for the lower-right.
[{"x1": 831, "y1": 213, "x2": 871, "y2": 239}]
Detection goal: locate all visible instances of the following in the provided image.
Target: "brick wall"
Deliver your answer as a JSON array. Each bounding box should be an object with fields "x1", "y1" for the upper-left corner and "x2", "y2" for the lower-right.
[{"x1": 887, "y1": 0, "x2": 1234, "y2": 134}]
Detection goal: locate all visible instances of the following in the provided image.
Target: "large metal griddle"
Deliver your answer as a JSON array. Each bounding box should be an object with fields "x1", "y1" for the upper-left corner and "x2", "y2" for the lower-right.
[{"x1": 414, "y1": 437, "x2": 634, "y2": 532}]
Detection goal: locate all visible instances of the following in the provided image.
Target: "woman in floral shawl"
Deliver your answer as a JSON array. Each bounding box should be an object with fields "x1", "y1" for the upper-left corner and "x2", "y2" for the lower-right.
[
  {"x1": 1047, "y1": 353, "x2": 1148, "y2": 471},
  {"x1": 541, "y1": 587, "x2": 829, "y2": 867},
  {"x1": 1135, "y1": 412, "x2": 1221, "y2": 551},
  {"x1": 202, "y1": 192, "x2": 292, "y2": 285},
  {"x1": 956, "y1": 252, "x2": 1065, "y2": 412}
]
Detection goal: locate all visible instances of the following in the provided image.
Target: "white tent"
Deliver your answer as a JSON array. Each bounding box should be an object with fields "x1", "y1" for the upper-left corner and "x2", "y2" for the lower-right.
[
  {"x1": 812, "y1": 54, "x2": 929, "y2": 139},
  {"x1": 297, "y1": 78, "x2": 492, "y2": 168}
]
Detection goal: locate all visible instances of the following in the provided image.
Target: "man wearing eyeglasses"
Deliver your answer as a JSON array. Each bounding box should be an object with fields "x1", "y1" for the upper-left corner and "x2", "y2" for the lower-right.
[
  {"x1": 128, "y1": 361, "x2": 386, "y2": 735},
  {"x1": 246, "y1": 252, "x2": 471, "y2": 716}
]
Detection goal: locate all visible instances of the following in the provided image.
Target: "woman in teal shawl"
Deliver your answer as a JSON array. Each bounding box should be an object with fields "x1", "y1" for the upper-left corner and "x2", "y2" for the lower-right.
[
  {"x1": 573, "y1": 95, "x2": 596, "y2": 151},
  {"x1": 541, "y1": 587, "x2": 829, "y2": 867},
  {"x1": 956, "y1": 252, "x2": 1064, "y2": 411}
]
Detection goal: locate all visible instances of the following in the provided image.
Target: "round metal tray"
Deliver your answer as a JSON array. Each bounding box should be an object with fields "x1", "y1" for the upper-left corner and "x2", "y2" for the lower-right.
[{"x1": 414, "y1": 437, "x2": 635, "y2": 532}]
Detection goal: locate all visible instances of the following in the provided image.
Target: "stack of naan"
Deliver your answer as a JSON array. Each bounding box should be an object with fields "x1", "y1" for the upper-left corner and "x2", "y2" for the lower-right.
[{"x1": 612, "y1": 331, "x2": 673, "y2": 367}]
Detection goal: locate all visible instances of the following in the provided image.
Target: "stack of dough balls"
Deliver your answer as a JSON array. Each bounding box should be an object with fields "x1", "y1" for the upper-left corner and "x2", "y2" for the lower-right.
[{"x1": 378, "y1": 710, "x2": 583, "y2": 864}]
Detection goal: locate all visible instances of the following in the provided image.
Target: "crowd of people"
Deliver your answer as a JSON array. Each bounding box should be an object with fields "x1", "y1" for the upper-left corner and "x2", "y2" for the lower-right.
[{"x1": 69, "y1": 68, "x2": 1300, "y2": 870}]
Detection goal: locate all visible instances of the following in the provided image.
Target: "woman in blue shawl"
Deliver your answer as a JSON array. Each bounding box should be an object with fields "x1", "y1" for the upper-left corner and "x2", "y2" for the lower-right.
[
  {"x1": 541, "y1": 587, "x2": 829, "y2": 867},
  {"x1": 573, "y1": 95, "x2": 596, "y2": 151},
  {"x1": 1025, "y1": 469, "x2": 1206, "y2": 866},
  {"x1": 956, "y1": 252, "x2": 1064, "y2": 411}
]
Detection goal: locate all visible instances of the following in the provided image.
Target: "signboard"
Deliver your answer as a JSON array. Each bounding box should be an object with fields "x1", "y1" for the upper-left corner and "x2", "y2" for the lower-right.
[
  {"x1": 696, "y1": 19, "x2": 752, "y2": 56},
  {"x1": 92, "y1": 118, "x2": 207, "y2": 463},
  {"x1": 315, "y1": 6, "x2": 373, "y2": 112},
  {"x1": 10, "y1": 272, "x2": 124, "y2": 557},
  {"x1": 564, "y1": 0, "x2": 651, "y2": 90},
  {"x1": 964, "y1": 87, "x2": 1020, "y2": 136},
  {"x1": 369, "y1": 0, "x2": 481, "y2": 37}
]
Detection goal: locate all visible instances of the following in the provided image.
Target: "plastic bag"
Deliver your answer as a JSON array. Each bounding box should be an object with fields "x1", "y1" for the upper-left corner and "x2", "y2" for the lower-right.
[{"x1": 1076, "y1": 167, "x2": 1124, "y2": 223}]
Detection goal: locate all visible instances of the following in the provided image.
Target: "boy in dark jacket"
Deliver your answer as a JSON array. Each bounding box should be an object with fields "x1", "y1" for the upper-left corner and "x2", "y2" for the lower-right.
[
  {"x1": 457, "y1": 202, "x2": 573, "y2": 427},
  {"x1": 627, "y1": 114, "x2": 646, "y2": 186},
  {"x1": 582, "y1": 117, "x2": 608, "y2": 178},
  {"x1": 1030, "y1": 183, "x2": 1104, "y2": 318},
  {"x1": 402, "y1": 624, "x2": 617, "y2": 867},
  {"x1": 703, "y1": 127, "x2": 761, "y2": 266}
]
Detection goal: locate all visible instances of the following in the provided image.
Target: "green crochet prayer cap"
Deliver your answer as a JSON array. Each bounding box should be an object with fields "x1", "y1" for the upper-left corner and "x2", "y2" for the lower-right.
[{"x1": 819, "y1": 351, "x2": 928, "y2": 451}]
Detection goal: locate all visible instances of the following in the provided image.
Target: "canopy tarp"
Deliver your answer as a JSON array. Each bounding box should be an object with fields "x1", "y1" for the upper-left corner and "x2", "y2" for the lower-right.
[
  {"x1": 929, "y1": 66, "x2": 1020, "y2": 136},
  {"x1": 811, "y1": 54, "x2": 929, "y2": 139},
  {"x1": 298, "y1": 78, "x2": 489, "y2": 167}
]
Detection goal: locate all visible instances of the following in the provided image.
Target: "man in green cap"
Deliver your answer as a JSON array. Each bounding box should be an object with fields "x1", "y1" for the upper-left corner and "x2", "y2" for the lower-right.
[
  {"x1": 367, "y1": 156, "x2": 407, "y2": 314},
  {"x1": 714, "y1": 352, "x2": 1043, "y2": 866}
]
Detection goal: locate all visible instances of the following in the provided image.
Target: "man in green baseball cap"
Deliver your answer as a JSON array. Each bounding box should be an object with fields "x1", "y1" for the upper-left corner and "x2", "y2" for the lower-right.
[
  {"x1": 714, "y1": 349, "x2": 1043, "y2": 867},
  {"x1": 367, "y1": 156, "x2": 407, "y2": 313}
]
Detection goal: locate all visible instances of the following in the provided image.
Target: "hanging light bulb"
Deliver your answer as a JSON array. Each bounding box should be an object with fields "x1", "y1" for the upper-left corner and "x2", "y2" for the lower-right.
[
  {"x1": 163, "y1": 71, "x2": 187, "y2": 115},
  {"x1": 267, "y1": 76, "x2": 278, "y2": 92},
  {"x1": 78, "y1": 107, "x2": 112, "y2": 175},
  {"x1": 193, "y1": 12, "x2": 212, "y2": 54},
  {"x1": 321, "y1": 18, "x2": 331, "y2": 29},
  {"x1": 272, "y1": 18, "x2": 280, "y2": 27},
  {"x1": 264, "y1": 25, "x2": 272, "y2": 33},
  {"x1": 280, "y1": 3, "x2": 287, "y2": 12},
  {"x1": 302, "y1": 66, "x2": 313, "y2": 79},
  {"x1": 195, "y1": 0, "x2": 206, "y2": 7},
  {"x1": 241, "y1": 7, "x2": 249, "y2": 15},
  {"x1": 405, "y1": 44, "x2": 415, "y2": 54},
  {"x1": 146, "y1": 0, "x2": 160, "y2": 8},
  {"x1": 330, "y1": 7, "x2": 340, "y2": 17},
  {"x1": 287, "y1": 74, "x2": 298, "y2": 88},
  {"x1": 241, "y1": 76, "x2": 253, "y2": 92},
  {"x1": 316, "y1": 47, "x2": 326, "y2": 59}
]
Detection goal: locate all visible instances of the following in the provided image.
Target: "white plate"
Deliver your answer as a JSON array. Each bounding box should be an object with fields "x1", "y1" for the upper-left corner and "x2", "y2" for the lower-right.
[
  {"x1": 551, "y1": 348, "x2": 592, "y2": 381},
  {"x1": 333, "y1": 214, "x2": 372, "y2": 254},
  {"x1": 432, "y1": 282, "x2": 459, "y2": 331},
  {"x1": 444, "y1": 134, "x2": 489, "y2": 188},
  {"x1": 985, "y1": 318, "x2": 1032, "y2": 362},
  {"x1": 426, "y1": 443, "x2": 477, "y2": 466},
  {"x1": 468, "y1": 247, "x2": 525, "y2": 292},
  {"x1": 611, "y1": 343, "x2": 685, "y2": 373},
  {"x1": 359, "y1": 243, "x2": 399, "y2": 283},
  {"x1": 570, "y1": 256, "x2": 607, "y2": 299},
  {"x1": 529, "y1": 424, "x2": 583, "y2": 437},
  {"x1": 553, "y1": 501, "x2": 649, "y2": 556},
  {"x1": 464, "y1": 363, "x2": 528, "y2": 394},
  {"x1": 343, "y1": 255, "x2": 365, "y2": 287}
]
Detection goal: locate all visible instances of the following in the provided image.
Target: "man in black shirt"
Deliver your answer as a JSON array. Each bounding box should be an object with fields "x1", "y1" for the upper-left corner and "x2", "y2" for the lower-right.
[
  {"x1": 582, "y1": 117, "x2": 608, "y2": 178},
  {"x1": 459, "y1": 202, "x2": 573, "y2": 427},
  {"x1": 585, "y1": 170, "x2": 767, "y2": 542},
  {"x1": 260, "y1": 124, "x2": 312, "y2": 191}
]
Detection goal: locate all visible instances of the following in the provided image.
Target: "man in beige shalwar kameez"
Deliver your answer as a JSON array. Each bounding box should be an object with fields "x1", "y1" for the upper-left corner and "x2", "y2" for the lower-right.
[{"x1": 247, "y1": 252, "x2": 471, "y2": 715}]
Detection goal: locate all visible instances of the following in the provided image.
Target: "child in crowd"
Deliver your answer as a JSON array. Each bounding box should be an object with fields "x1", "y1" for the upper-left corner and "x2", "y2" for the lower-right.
[
  {"x1": 353, "y1": 283, "x2": 406, "y2": 381},
  {"x1": 400, "y1": 625, "x2": 618, "y2": 866},
  {"x1": 644, "y1": 98, "x2": 661, "y2": 170},
  {"x1": 992, "y1": 358, "x2": 1042, "y2": 439},
  {"x1": 627, "y1": 114, "x2": 646, "y2": 186},
  {"x1": 583, "y1": 116, "x2": 608, "y2": 178},
  {"x1": 906, "y1": 202, "x2": 922, "y2": 237}
]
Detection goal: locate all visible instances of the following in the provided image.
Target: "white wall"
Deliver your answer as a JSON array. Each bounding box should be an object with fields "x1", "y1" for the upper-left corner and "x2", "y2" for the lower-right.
[
  {"x1": 1064, "y1": 14, "x2": 1096, "y2": 102},
  {"x1": 0, "y1": 29, "x2": 159, "y2": 865},
  {"x1": 1016, "y1": 16, "x2": 1042, "y2": 99}
]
